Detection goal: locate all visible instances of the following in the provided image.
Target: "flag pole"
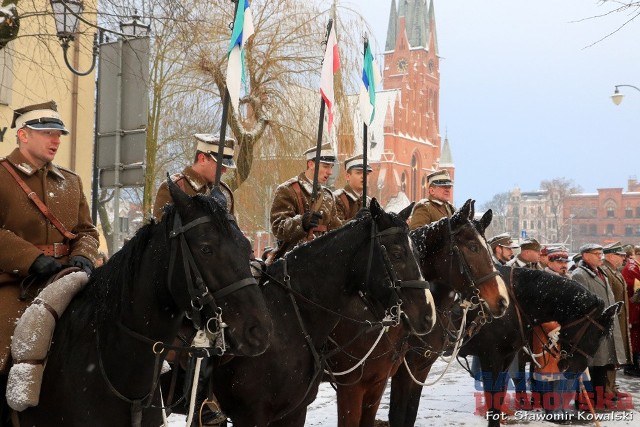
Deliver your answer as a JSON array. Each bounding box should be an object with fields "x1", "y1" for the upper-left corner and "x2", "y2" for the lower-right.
[
  {"x1": 362, "y1": 36, "x2": 369, "y2": 207},
  {"x1": 215, "y1": 0, "x2": 241, "y2": 188},
  {"x1": 311, "y1": 18, "x2": 334, "y2": 204}
]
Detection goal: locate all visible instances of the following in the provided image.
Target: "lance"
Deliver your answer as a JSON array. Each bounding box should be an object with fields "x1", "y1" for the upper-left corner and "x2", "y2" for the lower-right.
[
  {"x1": 215, "y1": 0, "x2": 241, "y2": 188},
  {"x1": 362, "y1": 36, "x2": 369, "y2": 207},
  {"x1": 310, "y1": 18, "x2": 334, "y2": 205}
]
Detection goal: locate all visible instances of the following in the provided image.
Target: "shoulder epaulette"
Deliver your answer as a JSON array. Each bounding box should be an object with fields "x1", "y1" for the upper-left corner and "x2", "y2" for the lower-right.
[{"x1": 55, "y1": 164, "x2": 79, "y2": 176}]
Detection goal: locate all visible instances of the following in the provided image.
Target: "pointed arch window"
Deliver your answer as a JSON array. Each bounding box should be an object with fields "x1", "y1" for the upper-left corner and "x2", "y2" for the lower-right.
[
  {"x1": 411, "y1": 154, "x2": 418, "y2": 201},
  {"x1": 421, "y1": 175, "x2": 427, "y2": 199}
]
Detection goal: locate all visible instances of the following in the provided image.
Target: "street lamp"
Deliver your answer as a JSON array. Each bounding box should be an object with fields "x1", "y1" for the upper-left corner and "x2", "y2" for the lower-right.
[
  {"x1": 120, "y1": 11, "x2": 151, "y2": 37},
  {"x1": 611, "y1": 84, "x2": 640, "y2": 106},
  {"x1": 50, "y1": 0, "x2": 99, "y2": 76}
]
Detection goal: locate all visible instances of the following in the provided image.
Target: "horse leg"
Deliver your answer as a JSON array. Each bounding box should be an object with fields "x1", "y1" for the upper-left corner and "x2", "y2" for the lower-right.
[
  {"x1": 478, "y1": 357, "x2": 510, "y2": 427},
  {"x1": 336, "y1": 383, "x2": 366, "y2": 427},
  {"x1": 269, "y1": 407, "x2": 308, "y2": 427},
  {"x1": 359, "y1": 376, "x2": 391, "y2": 427},
  {"x1": 388, "y1": 354, "x2": 433, "y2": 427}
]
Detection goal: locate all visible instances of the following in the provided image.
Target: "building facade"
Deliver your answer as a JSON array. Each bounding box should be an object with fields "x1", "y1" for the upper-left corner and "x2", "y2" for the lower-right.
[
  {"x1": 506, "y1": 188, "x2": 562, "y2": 246},
  {"x1": 364, "y1": 0, "x2": 453, "y2": 209}
]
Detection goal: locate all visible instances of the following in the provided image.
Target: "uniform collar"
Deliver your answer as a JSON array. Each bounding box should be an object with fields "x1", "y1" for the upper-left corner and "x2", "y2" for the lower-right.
[
  {"x1": 7, "y1": 148, "x2": 65, "y2": 180},
  {"x1": 343, "y1": 184, "x2": 362, "y2": 201},
  {"x1": 298, "y1": 172, "x2": 319, "y2": 195},
  {"x1": 428, "y1": 196, "x2": 444, "y2": 206},
  {"x1": 183, "y1": 165, "x2": 208, "y2": 192}
]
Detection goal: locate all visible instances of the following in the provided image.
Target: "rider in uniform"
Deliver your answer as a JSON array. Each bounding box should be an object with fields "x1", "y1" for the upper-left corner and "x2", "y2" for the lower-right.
[
  {"x1": 0, "y1": 101, "x2": 99, "y2": 373},
  {"x1": 153, "y1": 133, "x2": 236, "y2": 221},
  {"x1": 409, "y1": 170, "x2": 455, "y2": 229},
  {"x1": 269, "y1": 143, "x2": 342, "y2": 257},
  {"x1": 334, "y1": 154, "x2": 372, "y2": 222}
]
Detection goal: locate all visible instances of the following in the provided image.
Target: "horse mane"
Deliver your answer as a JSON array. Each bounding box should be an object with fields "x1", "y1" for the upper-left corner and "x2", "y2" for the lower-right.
[
  {"x1": 63, "y1": 194, "x2": 232, "y2": 330},
  {"x1": 409, "y1": 216, "x2": 451, "y2": 259},
  {"x1": 511, "y1": 268, "x2": 604, "y2": 323}
]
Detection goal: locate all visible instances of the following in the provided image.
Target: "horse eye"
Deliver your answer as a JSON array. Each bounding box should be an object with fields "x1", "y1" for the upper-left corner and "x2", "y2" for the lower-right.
[
  {"x1": 468, "y1": 243, "x2": 479, "y2": 253},
  {"x1": 201, "y1": 245, "x2": 213, "y2": 255}
]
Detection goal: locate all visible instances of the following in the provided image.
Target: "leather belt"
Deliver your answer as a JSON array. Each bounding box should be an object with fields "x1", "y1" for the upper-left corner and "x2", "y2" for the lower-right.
[{"x1": 35, "y1": 243, "x2": 70, "y2": 258}]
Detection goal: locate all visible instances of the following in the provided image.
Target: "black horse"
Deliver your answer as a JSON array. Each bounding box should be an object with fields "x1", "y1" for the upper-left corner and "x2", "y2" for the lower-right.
[
  {"x1": 210, "y1": 199, "x2": 435, "y2": 427},
  {"x1": 13, "y1": 182, "x2": 273, "y2": 427},
  {"x1": 325, "y1": 200, "x2": 509, "y2": 427},
  {"x1": 389, "y1": 265, "x2": 621, "y2": 427}
]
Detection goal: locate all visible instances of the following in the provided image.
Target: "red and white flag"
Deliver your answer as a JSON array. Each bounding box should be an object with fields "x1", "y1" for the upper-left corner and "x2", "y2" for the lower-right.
[{"x1": 319, "y1": 23, "x2": 340, "y2": 133}]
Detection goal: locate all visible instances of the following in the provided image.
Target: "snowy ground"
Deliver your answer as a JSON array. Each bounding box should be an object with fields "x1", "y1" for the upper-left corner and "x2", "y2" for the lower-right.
[{"x1": 168, "y1": 359, "x2": 640, "y2": 426}]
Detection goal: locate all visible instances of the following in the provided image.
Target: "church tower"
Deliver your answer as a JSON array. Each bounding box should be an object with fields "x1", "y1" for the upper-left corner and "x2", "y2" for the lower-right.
[{"x1": 372, "y1": 0, "x2": 453, "y2": 207}]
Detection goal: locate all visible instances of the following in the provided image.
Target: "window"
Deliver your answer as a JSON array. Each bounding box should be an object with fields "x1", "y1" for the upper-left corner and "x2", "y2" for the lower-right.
[
  {"x1": 606, "y1": 224, "x2": 614, "y2": 235},
  {"x1": 590, "y1": 225, "x2": 597, "y2": 236},
  {"x1": 401, "y1": 172, "x2": 406, "y2": 193},
  {"x1": 591, "y1": 208, "x2": 597, "y2": 218},
  {"x1": 626, "y1": 226, "x2": 633, "y2": 237},
  {"x1": 580, "y1": 225, "x2": 587, "y2": 234},
  {"x1": 119, "y1": 217, "x2": 129, "y2": 234},
  {"x1": 411, "y1": 155, "x2": 418, "y2": 201},
  {"x1": 421, "y1": 175, "x2": 427, "y2": 199},
  {"x1": 636, "y1": 207, "x2": 640, "y2": 218},
  {"x1": 637, "y1": 225, "x2": 640, "y2": 236},
  {"x1": 538, "y1": 220, "x2": 542, "y2": 229},
  {"x1": 607, "y1": 207, "x2": 615, "y2": 218},
  {"x1": 538, "y1": 207, "x2": 543, "y2": 215},
  {"x1": 626, "y1": 207, "x2": 633, "y2": 218}
]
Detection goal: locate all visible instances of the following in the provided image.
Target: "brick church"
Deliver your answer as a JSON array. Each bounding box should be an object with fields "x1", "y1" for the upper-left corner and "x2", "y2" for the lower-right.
[{"x1": 364, "y1": 0, "x2": 454, "y2": 209}]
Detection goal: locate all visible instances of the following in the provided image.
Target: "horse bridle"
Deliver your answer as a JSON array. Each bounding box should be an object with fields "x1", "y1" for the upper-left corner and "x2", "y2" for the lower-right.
[
  {"x1": 557, "y1": 306, "x2": 605, "y2": 361},
  {"x1": 168, "y1": 211, "x2": 258, "y2": 332},
  {"x1": 365, "y1": 224, "x2": 431, "y2": 329},
  {"x1": 447, "y1": 219, "x2": 500, "y2": 310}
]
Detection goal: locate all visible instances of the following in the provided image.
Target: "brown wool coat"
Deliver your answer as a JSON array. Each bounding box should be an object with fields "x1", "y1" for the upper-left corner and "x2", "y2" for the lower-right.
[
  {"x1": 409, "y1": 196, "x2": 455, "y2": 230},
  {"x1": 153, "y1": 165, "x2": 234, "y2": 221},
  {"x1": 334, "y1": 184, "x2": 368, "y2": 222},
  {"x1": 270, "y1": 173, "x2": 342, "y2": 250},
  {"x1": 0, "y1": 148, "x2": 99, "y2": 281},
  {"x1": 602, "y1": 260, "x2": 633, "y2": 364}
]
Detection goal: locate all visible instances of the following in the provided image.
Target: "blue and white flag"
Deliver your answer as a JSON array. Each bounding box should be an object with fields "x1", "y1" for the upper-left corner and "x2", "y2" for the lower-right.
[
  {"x1": 226, "y1": 0, "x2": 255, "y2": 112},
  {"x1": 359, "y1": 42, "x2": 382, "y2": 125}
]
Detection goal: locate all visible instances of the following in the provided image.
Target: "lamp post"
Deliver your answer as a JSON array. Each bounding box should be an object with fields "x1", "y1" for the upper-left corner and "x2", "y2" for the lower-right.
[
  {"x1": 50, "y1": 0, "x2": 99, "y2": 76},
  {"x1": 611, "y1": 84, "x2": 640, "y2": 106},
  {"x1": 120, "y1": 11, "x2": 151, "y2": 38}
]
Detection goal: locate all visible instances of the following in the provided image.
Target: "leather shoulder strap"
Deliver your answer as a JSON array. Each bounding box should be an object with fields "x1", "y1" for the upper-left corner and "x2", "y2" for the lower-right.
[
  {"x1": 339, "y1": 193, "x2": 350, "y2": 213},
  {"x1": 290, "y1": 181, "x2": 306, "y2": 214},
  {"x1": 0, "y1": 160, "x2": 78, "y2": 240}
]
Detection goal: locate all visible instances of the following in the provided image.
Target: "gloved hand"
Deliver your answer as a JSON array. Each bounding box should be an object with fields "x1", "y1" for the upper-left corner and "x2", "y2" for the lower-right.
[
  {"x1": 547, "y1": 326, "x2": 561, "y2": 347},
  {"x1": 302, "y1": 211, "x2": 322, "y2": 231},
  {"x1": 29, "y1": 255, "x2": 63, "y2": 277},
  {"x1": 69, "y1": 255, "x2": 94, "y2": 276}
]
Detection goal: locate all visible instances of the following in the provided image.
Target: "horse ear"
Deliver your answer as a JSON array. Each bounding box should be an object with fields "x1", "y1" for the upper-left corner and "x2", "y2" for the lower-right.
[
  {"x1": 451, "y1": 199, "x2": 471, "y2": 229},
  {"x1": 398, "y1": 202, "x2": 415, "y2": 222},
  {"x1": 476, "y1": 209, "x2": 493, "y2": 235},
  {"x1": 603, "y1": 301, "x2": 623, "y2": 319},
  {"x1": 369, "y1": 198, "x2": 383, "y2": 219},
  {"x1": 469, "y1": 199, "x2": 476, "y2": 219},
  {"x1": 167, "y1": 173, "x2": 193, "y2": 211}
]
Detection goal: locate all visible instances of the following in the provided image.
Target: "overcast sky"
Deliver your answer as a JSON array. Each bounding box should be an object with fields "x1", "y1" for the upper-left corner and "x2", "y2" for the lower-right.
[{"x1": 346, "y1": 0, "x2": 640, "y2": 207}]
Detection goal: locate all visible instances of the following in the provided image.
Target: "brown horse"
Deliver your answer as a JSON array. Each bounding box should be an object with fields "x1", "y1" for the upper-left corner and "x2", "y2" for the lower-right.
[{"x1": 325, "y1": 199, "x2": 509, "y2": 427}]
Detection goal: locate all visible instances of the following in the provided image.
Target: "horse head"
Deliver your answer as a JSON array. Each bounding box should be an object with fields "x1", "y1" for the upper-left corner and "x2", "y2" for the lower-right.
[
  {"x1": 410, "y1": 199, "x2": 509, "y2": 318},
  {"x1": 354, "y1": 199, "x2": 435, "y2": 336},
  {"x1": 557, "y1": 301, "x2": 622, "y2": 375},
  {"x1": 165, "y1": 179, "x2": 272, "y2": 356}
]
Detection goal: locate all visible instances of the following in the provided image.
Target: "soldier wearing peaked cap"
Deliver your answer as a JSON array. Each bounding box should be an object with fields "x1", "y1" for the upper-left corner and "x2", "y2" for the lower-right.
[
  {"x1": 334, "y1": 154, "x2": 372, "y2": 222},
  {"x1": 545, "y1": 247, "x2": 570, "y2": 277},
  {"x1": 0, "y1": 100, "x2": 99, "y2": 372},
  {"x1": 506, "y1": 238, "x2": 543, "y2": 270},
  {"x1": 153, "y1": 133, "x2": 236, "y2": 221},
  {"x1": 409, "y1": 170, "x2": 455, "y2": 230},
  {"x1": 269, "y1": 143, "x2": 343, "y2": 260},
  {"x1": 487, "y1": 233, "x2": 519, "y2": 265}
]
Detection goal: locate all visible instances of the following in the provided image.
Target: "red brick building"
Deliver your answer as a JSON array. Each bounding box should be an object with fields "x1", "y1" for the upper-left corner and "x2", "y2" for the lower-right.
[
  {"x1": 563, "y1": 178, "x2": 640, "y2": 251},
  {"x1": 366, "y1": 0, "x2": 453, "y2": 209}
]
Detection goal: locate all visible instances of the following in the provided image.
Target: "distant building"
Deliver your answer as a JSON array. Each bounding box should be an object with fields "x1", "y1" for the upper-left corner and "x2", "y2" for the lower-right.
[
  {"x1": 563, "y1": 177, "x2": 640, "y2": 251},
  {"x1": 505, "y1": 178, "x2": 640, "y2": 252}
]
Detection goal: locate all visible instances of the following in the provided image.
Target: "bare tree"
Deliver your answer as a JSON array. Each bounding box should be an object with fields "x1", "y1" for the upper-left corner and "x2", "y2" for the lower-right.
[
  {"x1": 540, "y1": 177, "x2": 581, "y2": 243},
  {"x1": 480, "y1": 192, "x2": 510, "y2": 238}
]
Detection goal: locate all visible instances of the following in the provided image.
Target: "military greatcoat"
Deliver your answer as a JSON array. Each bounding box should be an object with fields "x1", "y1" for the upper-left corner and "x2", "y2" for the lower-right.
[
  {"x1": 334, "y1": 184, "x2": 368, "y2": 222},
  {"x1": 409, "y1": 196, "x2": 455, "y2": 230},
  {"x1": 153, "y1": 165, "x2": 234, "y2": 221},
  {"x1": 270, "y1": 173, "x2": 342, "y2": 251},
  {"x1": 602, "y1": 260, "x2": 633, "y2": 364},
  {"x1": 0, "y1": 148, "x2": 98, "y2": 372},
  {"x1": 571, "y1": 261, "x2": 626, "y2": 366}
]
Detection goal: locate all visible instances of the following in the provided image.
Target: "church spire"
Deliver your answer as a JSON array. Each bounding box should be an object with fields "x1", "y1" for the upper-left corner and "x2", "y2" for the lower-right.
[
  {"x1": 440, "y1": 131, "x2": 454, "y2": 167},
  {"x1": 427, "y1": 0, "x2": 439, "y2": 55},
  {"x1": 385, "y1": 0, "x2": 398, "y2": 51}
]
